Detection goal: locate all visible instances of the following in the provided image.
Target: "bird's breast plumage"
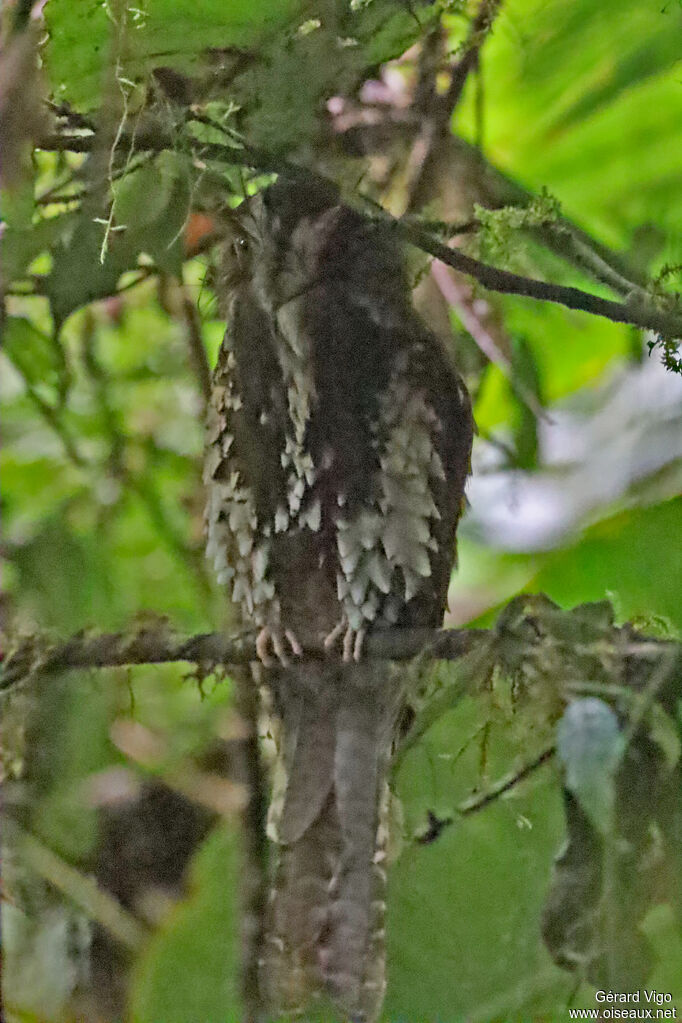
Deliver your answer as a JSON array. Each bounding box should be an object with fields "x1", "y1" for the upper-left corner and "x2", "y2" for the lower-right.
[{"x1": 204, "y1": 237, "x2": 472, "y2": 643}]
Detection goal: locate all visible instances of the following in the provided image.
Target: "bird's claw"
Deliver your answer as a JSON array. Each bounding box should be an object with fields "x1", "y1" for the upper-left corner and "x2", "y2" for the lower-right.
[
  {"x1": 323, "y1": 620, "x2": 366, "y2": 663},
  {"x1": 255, "y1": 626, "x2": 303, "y2": 668}
]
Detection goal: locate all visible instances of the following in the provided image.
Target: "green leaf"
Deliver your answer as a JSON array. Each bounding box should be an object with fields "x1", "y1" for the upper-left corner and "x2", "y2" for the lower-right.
[
  {"x1": 114, "y1": 160, "x2": 174, "y2": 230},
  {"x1": 129, "y1": 824, "x2": 241, "y2": 1023},
  {"x1": 0, "y1": 216, "x2": 63, "y2": 287},
  {"x1": 510, "y1": 335, "x2": 542, "y2": 469},
  {"x1": 11, "y1": 515, "x2": 120, "y2": 631},
  {"x1": 389, "y1": 745, "x2": 567, "y2": 1017},
  {"x1": 41, "y1": 153, "x2": 192, "y2": 324},
  {"x1": 45, "y1": 214, "x2": 141, "y2": 327},
  {"x1": 458, "y1": 0, "x2": 682, "y2": 248},
  {"x1": 115, "y1": 152, "x2": 191, "y2": 275},
  {"x1": 42, "y1": 0, "x2": 435, "y2": 152},
  {"x1": 0, "y1": 174, "x2": 66, "y2": 287},
  {"x1": 640, "y1": 905, "x2": 682, "y2": 1000},
  {"x1": 43, "y1": 0, "x2": 300, "y2": 110},
  {"x1": 532, "y1": 499, "x2": 682, "y2": 633},
  {"x1": 2, "y1": 316, "x2": 63, "y2": 395}
]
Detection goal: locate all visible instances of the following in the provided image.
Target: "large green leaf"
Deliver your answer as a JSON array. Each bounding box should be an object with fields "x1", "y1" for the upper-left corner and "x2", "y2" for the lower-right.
[
  {"x1": 43, "y1": 0, "x2": 300, "y2": 110},
  {"x1": 532, "y1": 498, "x2": 682, "y2": 632},
  {"x1": 129, "y1": 824, "x2": 241, "y2": 1023},
  {"x1": 3, "y1": 316, "x2": 64, "y2": 398},
  {"x1": 387, "y1": 694, "x2": 568, "y2": 1019},
  {"x1": 45, "y1": 215, "x2": 141, "y2": 327},
  {"x1": 43, "y1": 0, "x2": 436, "y2": 154},
  {"x1": 458, "y1": 0, "x2": 682, "y2": 249},
  {"x1": 42, "y1": 153, "x2": 190, "y2": 324}
]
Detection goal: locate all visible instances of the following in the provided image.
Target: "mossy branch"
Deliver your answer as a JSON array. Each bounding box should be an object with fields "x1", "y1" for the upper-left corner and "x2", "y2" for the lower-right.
[
  {"x1": 0, "y1": 623, "x2": 486, "y2": 692},
  {"x1": 3, "y1": 597, "x2": 680, "y2": 698}
]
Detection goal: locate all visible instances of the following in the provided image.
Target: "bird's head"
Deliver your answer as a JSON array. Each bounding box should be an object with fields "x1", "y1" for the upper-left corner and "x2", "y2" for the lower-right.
[{"x1": 221, "y1": 175, "x2": 406, "y2": 316}]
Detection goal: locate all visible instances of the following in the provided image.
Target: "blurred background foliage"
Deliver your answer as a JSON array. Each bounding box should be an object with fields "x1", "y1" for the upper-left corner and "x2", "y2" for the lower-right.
[{"x1": 1, "y1": 0, "x2": 682, "y2": 1019}]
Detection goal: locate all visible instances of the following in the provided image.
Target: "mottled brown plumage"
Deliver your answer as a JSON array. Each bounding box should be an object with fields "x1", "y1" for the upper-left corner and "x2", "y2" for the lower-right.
[{"x1": 204, "y1": 177, "x2": 473, "y2": 1021}]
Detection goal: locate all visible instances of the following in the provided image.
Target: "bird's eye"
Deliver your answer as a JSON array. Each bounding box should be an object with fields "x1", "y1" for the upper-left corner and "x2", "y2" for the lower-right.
[{"x1": 232, "y1": 234, "x2": 250, "y2": 265}]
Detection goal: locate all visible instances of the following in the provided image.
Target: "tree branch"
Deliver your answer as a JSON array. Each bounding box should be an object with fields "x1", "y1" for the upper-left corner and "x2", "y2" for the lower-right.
[
  {"x1": 404, "y1": 0, "x2": 503, "y2": 212},
  {"x1": 11, "y1": 823, "x2": 149, "y2": 951},
  {"x1": 180, "y1": 278, "x2": 212, "y2": 411},
  {"x1": 232, "y1": 667, "x2": 269, "y2": 1023},
  {"x1": 331, "y1": 102, "x2": 649, "y2": 295},
  {"x1": 36, "y1": 127, "x2": 681, "y2": 340},
  {"x1": 456, "y1": 744, "x2": 555, "y2": 816},
  {"x1": 441, "y1": 0, "x2": 502, "y2": 115},
  {"x1": 3, "y1": 613, "x2": 680, "y2": 696},
  {"x1": 386, "y1": 213, "x2": 681, "y2": 336},
  {"x1": 3, "y1": 359, "x2": 88, "y2": 468},
  {"x1": 447, "y1": 132, "x2": 649, "y2": 292},
  {"x1": 0, "y1": 624, "x2": 487, "y2": 691},
  {"x1": 414, "y1": 744, "x2": 555, "y2": 843}
]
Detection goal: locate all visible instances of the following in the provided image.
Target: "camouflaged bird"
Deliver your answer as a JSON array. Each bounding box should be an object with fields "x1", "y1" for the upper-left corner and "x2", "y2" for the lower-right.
[{"x1": 204, "y1": 177, "x2": 473, "y2": 1021}]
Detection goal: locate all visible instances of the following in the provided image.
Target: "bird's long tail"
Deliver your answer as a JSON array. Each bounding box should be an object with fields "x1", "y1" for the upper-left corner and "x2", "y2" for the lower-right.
[{"x1": 261, "y1": 663, "x2": 397, "y2": 1022}]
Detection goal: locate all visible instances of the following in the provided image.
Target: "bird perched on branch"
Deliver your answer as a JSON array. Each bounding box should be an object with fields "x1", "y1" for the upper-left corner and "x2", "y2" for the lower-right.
[{"x1": 204, "y1": 176, "x2": 473, "y2": 1021}]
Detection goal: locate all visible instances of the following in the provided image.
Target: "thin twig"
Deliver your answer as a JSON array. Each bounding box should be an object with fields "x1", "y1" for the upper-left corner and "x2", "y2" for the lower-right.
[
  {"x1": 11, "y1": 824, "x2": 149, "y2": 951},
  {"x1": 456, "y1": 744, "x2": 555, "y2": 816},
  {"x1": 413, "y1": 744, "x2": 555, "y2": 844},
  {"x1": 128, "y1": 475, "x2": 214, "y2": 603},
  {"x1": 430, "y1": 259, "x2": 550, "y2": 422},
  {"x1": 622, "y1": 645, "x2": 679, "y2": 748},
  {"x1": 442, "y1": 0, "x2": 503, "y2": 116},
  {"x1": 78, "y1": 312, "x2": 213, "y2": 602},
  {"x1": 180, "y1": 278, "x2": 212, "y2": 411},
  {"x1": 232, "y1": 668, "x2": 269, "y2": 1023},
  {"x1": 3, "y1": 359, "x2": 88, "y2": 468},
  {"x1": 36, "y1": 149, "x2": 157, "y2": 207},
  {"x1": 405, "y1": 0, "x2": 503, "y2": 211},
  {"x1": 543, "y1": 224, "x2": 650, "y2": 302},
  {"x1": 393, "y1": 644, "x2": 493, "y2": 772},
  {"x1": 332, "y1": 104, "x2": 649, "y2": 295}
]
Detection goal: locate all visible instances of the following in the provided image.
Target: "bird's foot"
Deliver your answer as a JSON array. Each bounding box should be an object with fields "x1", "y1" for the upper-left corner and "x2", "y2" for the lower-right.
[
  {"x1": 323, "y1": 619, "x2": 366, "y2": 663},
  {"x1": 255, "y1": 626, "x2": 303, "y2": 668}
]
